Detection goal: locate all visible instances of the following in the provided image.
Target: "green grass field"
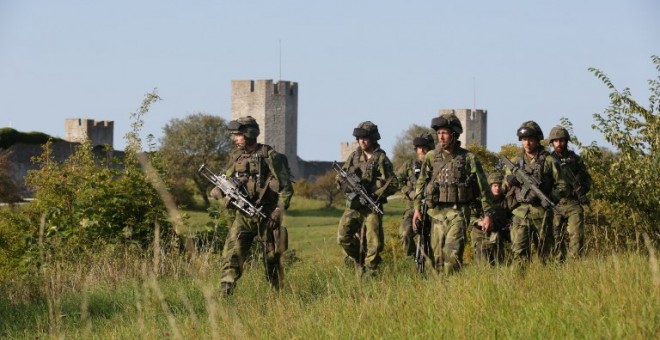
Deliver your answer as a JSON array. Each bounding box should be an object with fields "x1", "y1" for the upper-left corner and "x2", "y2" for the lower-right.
[{"x1": 1, "y1": 197, "x2": 658, "y2": 339}]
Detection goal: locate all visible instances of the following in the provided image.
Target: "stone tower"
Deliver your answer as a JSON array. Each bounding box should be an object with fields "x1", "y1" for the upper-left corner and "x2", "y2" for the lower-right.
[
  {"x1": 231, "y1": 80, "x2": 299, "y2": 176},
  {"x1": 64, "y1": 118, "x2": 114, "y2": 148},
  {"x1": 439, "y1": 109, "x2": 487, "y2": 148}
]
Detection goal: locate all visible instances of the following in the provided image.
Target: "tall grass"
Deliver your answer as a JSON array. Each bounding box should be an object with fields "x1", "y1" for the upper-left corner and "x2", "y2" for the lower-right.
[{"x1": 1, "y1": 197, "x2": 657, "y2": 339}]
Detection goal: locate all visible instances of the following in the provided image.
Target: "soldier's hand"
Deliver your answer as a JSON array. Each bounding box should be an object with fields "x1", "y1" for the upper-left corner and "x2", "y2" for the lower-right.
[
  {"x1": 482, "y1": 215, "x2": 493, "y2": 232},
  {"x1": 412, "y1": 209, "x2": 422, "y2": 233},
  {"x1": 338, "y1": 179, "x2": 352, "y2": 193},
  {"x1": 210, "y1": 187, "x2": 222, "y2": 200}
]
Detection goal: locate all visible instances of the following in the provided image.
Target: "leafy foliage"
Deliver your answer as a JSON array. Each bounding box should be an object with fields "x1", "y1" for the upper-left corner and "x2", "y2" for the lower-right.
[
  {"x1": 311, "y1": 170, "x2": 341, "y2": 208},
  {"x1": 579, "y1": 56, "x2": 660, "y2": 247},
  {"x1": 159, "y1": 113, "x2": 231, "y2": 208},
  {"x1": 0, "y1": 90, "x2": 176, "y2": 290},
  {"x1": 390, "y1": 124, "x2": 436, "y2": 170}
]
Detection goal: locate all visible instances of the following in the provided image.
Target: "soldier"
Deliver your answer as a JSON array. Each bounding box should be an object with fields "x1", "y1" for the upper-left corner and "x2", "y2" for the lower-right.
[
  {"x1": 396, "y1": 132, "x2": 434, "y2": 257},
  {"x1": 504, "y1": 121, "x2": 567, "y2": 271},
  {"x1": 548, "y1": 126, "x2": 592, "y2": 261},
  {"x1": 213, "y1": 116, "x2": 293, "y2": 295},
  {"x1": 470, "y1": 172, "x2": 512, "y2": 266},
  {"x1": 412, "y1": 113, "x2": 494, "y2": 275},
  {"x1": 336, "y1": 121, "x2": 399, "y2": 276}
]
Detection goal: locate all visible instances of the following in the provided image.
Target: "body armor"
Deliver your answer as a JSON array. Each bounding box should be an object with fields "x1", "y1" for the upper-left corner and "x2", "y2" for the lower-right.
[
  {"x1": 427, "y1": 149, "x2": 475, "y2": 204},
  {"x1": 229, "y1": 144, "x2": 280, "y2": 205},
  {"x1": 510, "y1": 151, "x2": 551, "y2": 205}
]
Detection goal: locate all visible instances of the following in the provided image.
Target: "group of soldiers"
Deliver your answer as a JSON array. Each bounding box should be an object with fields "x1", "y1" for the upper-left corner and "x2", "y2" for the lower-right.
[
  {"x1": 209, "y1": 113, "x2": 591, "y2": 295},
  {"x1": 393, "y1": 115, "x2": 593, "y2": 275}
]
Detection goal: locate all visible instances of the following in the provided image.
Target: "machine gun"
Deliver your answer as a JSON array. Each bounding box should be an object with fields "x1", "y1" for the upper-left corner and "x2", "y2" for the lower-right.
[
  {"x1": 332, "y1": 161, "x2": 384, "y2": 215},
  {"x1": 500, "y1": 156, "x2": 558, "y2": 213},
  {"x1": 415, "y1": 198, "x2": 433, "y2": 273},
  {"x1": 198, "y1": 164, "x2": 268, "y2": 219}
]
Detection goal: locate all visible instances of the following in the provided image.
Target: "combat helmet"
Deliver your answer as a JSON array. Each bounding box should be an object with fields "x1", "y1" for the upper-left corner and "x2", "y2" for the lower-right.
[
  {"x1": 353, "y1": 121, "x2": 381, "y2": 141},
  {"x1": 488, "y1": 172, "x2": 504, "y2": 185},
  {"x1": 431, "y1": 113, "x2": 463, "y2": 135},
  {"x1": 227, "y1": 116, "x2": 260, "y2": 139},
  {"x1": 412, "y1": 132, "x2": 435, "y2": 149},
  {"x1": 548, "y1": 125, "x2": 571, "y2": 142},
  {"x1": 517, "y1": 121, "x2": 544, "y2": 141}
]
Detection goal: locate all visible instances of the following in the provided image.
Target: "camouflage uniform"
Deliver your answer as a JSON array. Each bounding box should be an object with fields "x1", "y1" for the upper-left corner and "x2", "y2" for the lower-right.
[
  {"x1": 414, "y1": 114, "x2": 494, "y2": 275},
  {"x1": 470, "y1": 173, "x2": 511, "y2": 266},
  {"x1": 395, "y1": 133, "x2": 433, "y2": 257},
  {"x1": 505, "y1": 121, "x2": 567, "y2": 270},
  {"x1": 337, "y1": 121, "x2": 399, "y2": 275},
  {"x1": 217, "y1": 116, "x2": 293, "y2": 294},
  {"x1": 548, "y1": 126, "x2": 592, "y2": 262}
]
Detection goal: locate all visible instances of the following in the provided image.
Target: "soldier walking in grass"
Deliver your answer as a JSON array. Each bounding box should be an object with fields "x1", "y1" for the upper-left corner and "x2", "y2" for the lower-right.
[
  {"x1": 396, "y1": 132, "x2": 434, "y2": 257},
  {"x1": 210, "y1": 116, "x2": 293, "y2": 295},
  {"x1": 470, "y1": 172, "x2": 512, "y2": 266},
  {"x1": 548, "y1": 126, "x2": 592, "y2": 262},
  {"x1": 412, "y1": 113, "x2": 495, "y2": 275},
  {"x1": 503, "y1": 121, "x2": 567, "y2": 272},
  {"x1": 336, "y1": 121, "x2": 399, "y2": 277}
]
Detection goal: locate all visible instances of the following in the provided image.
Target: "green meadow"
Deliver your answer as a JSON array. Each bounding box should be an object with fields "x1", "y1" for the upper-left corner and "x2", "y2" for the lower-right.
[{"x1": 1, "y1": 197, "x2": 658, "y2": 339}]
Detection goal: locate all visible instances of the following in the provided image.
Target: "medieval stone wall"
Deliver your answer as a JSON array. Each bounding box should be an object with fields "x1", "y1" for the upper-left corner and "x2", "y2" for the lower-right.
[
  {"x1": 64, "y1": 118, "x2": 114, "y2": 148},
  {"x1": 231, "y1": 80, "x2": 300, "y2": 177}
]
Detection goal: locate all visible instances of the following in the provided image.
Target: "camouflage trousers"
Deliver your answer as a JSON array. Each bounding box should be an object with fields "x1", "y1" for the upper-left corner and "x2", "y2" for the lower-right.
[
  {"x1": 337, "y1": 207, "x2": 384, "y2": 272},
  {"x1": 429, "y1": 204, "x2": 469, "y2": 275},
  {"x1": 219, "y1": 211, "x2": 281, "y2": 289},
  {"x1": 400, "y1": 208, "x2": 416, "y2": 257},
  {"x1": 471, "y1": 227, "x2": 507, "y2": 266},
  {"x1": 510, "y1": 204, "x2": 554, "y2": 270},
  {"x1": 552, "y1": 200, "x2": 585, "y2": 262}
]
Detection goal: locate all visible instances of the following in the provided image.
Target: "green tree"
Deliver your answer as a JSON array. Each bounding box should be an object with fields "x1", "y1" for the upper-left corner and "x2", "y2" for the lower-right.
[
  {"x1": 311, "y1": 170, "x2": 341, "y2": 208},
  {"x1": 391, "y1": 124, "x2": 436, "y2": 169},
  {"x1": 581, "y1": 55, "x2": 660, "y2": 246},
  {"x1": 466, "y1": 144, "x2": 499, "y2": 174},
  {"x1": 0, "y1": 152, "x2": 21, "y2": 203},
  {"x1": 159, "y1": 113, "x2": 231, "y2": 208}
]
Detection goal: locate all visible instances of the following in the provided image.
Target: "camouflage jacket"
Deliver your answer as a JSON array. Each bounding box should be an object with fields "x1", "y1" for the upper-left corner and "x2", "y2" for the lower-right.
[
  {"x1": 224, "y1": 143, "x2": 293, "y2": 209},
  {"x1": 396, "y1": 158, "x2": 423, "y2": 208},
  {"x1": 504, "y1": 149, "x2": 567, "y2": 213},
  {"x1": 414, "y1": 146, "x2": 494, "y2": 216},
  {"x1": 552, "y1": 149, "x2": 592, "y2": 202},
  {"x1": 336, "y1": 147, "x2": 400, "y2": 205}
]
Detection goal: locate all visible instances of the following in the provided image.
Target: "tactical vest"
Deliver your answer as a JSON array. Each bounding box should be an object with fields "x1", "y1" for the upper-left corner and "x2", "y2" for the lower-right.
[
  {"x1": 348, "y1": 148, "x2": 384, "y2": 187},
  {"x1": 428, "y1": 148, "x2": 475, "y2": 204},
  {"x1": 511, "y1": 150, "x2": 551, "y2": 204},
  {"x1": 229, "y1": 144, "x2": 280, "y2": 205}
]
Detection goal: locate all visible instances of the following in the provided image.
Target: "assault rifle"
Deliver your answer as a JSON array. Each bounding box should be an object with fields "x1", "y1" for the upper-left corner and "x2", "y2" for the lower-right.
[
  {"x1": 332, "y1": 161, "x2": 384, "y2": 215},
  {"x1": 198, "y1": 164, "x2": 267, "y2": 219},
  {"x1": 500, "y1": 156, "x2": 559, "y2": 213},
  {"x1": 560, "y1": 161, "x2": 591, "y2": 208},
  {"x1": 415, "y1": 198, "x2": 433, "y2": 273}
]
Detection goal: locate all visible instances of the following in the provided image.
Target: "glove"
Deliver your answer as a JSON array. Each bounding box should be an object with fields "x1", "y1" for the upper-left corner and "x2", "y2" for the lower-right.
[{"x1": 506, "y1": 175, "x2": 519, "y2": 187}]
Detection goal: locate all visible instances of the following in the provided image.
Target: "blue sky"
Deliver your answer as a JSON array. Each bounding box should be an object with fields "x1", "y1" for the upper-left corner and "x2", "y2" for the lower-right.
[{"x1": 1, "y1": 0, "x2": 658, "y2": 161}]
